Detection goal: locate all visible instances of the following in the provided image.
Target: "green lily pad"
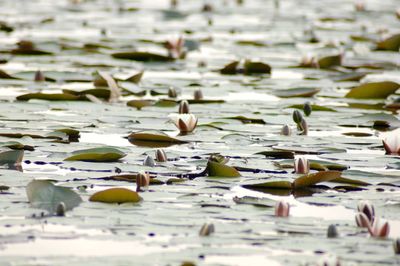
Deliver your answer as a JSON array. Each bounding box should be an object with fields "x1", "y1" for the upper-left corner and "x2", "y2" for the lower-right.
[
  {"x1": 317, "y1": 54, "x2": 342, "y2": 69},
  {"x1": 287, "y1": 104, "x2": 336, "y2": 112},
  {"x1": 16, "y1": 93, "x2": 80, "y2": 101},
  {"x1": 127, "y1": 99, "x2": 155, "y2": 110},
  {"x1": 244, "y1": 60, "x2": 271, "y2": 74},
  {"x1": 89, "y1": 188, "x2": 141, "y2": 203},
  {"x1": 0, "y1": 150, "x2": 24, "y2": 165},
  {"x1": 224, "y1": 116, "x2": 266, "y2": 124},
  {"x1": 207, "y1": 160, "x2": 241, "y2": 177},
  {"x1": 112, "y1": 51, "x2": 174, "y2": 62},
  {"x1": 376, "y1": 34, "x2": 400, "y2": 51},
  {"x1": 127, "y1": 130, "x2": 187, "y2": 147},
  {"x1": 345, "y1": 81, "x2": 400, "y2": 99},
  {"x1": 255, "y1": 150, "x2": 295, "y2": 159},
  {"x1": 26, "y1": 180, "x2": 82, "y2": 213},
  {"x1": 220, "y1": 61, "x2": 239, "y2": 75},
  {"x1": 64, "y1": 147, "x2": 126, "y2": 162},
  {"x1": 274, "y1": 88, "x2": 320, "y2": 98},
  {"x1": 293, "y1": 171, "x2": 342, "y2": 189}
]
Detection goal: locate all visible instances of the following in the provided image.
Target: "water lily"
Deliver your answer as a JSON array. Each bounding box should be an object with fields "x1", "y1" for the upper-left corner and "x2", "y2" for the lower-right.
[
  {"x1": 367, "y1": 218, "x2": 390, "y2": 238},
  {"x1": 165, "y1": 37, "x2": 186, "y2": 59},
  {"x1": 143, "y1": 155, "x2": 155, "y2": 167},
  {"x1": 281, "y1": 124, "x2": 291, "y2": 136},
  {"x1": 136, "y1": 171, "x2": 150, "y2": 192},
  {"x1": 275, "y1": 201, "x2": 290, "y2": 217},
  {"x1": 357, "y1": 200, "x2": 375, "y2": 223},
  {"x1": 34, "y1": 70, "x2": 45, "y2": 82},
  {"x1": 355, "y1": 212, "x2": 371, "y2": 228},
  {"x1": 294, "y1": 157, "x2": 310, "y2": 174},
  {"x1": 382, "y1": 134, "x2": 400, "y2": 155},
  {"x1": 155, "y1": 149, "x2": 167, "y2": 162},
  {"x1": 394, "y1": 238, "x2": 400, "y2": 254},
  {"x1": 194, "y1": 89, "x2": 203, "y2": 100},
  {"x1": 179, "y1": 100, "x2": 190, "y2": 114},
  {"x1": 169, "y1": 113, "x2": 198, "y2": 134}
]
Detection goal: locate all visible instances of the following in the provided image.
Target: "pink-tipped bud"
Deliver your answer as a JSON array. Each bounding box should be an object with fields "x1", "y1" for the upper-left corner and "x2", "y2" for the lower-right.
[
  {"x1": 294, "y1": 157, "x2": 310, "y2": 174},
  {"x1": 179, "y1": 100, "x2": 190, "y2": 114},
  {"x1": 194, "y1": 89, "x2": 203, "y2": 101},
  {"x1": 275, "y1": 201, "x2": 290, "y2": 217},
  {"x1": 143, "y1": 155, "x2": 155, "y2": 167},
  {"x1": 34, "y1": 70, "x2": 45, "y2": 82},
  {"x1": 300, "y1": 118, "x2": 308, "y2": 135},
  {"x1": 357, "y1": 200, "x2": 375, "y2": 224},
  {"x1": 281, "y1": 124, "x2": 291, "y2": 136},
  {"x1": 155, "y1": 149, "x2": 167, "y2": 162},
  {"x1": 394, "y1": 238, "x2": 400, "y2": 254},
  {"x1": 136, "y1": 172, "x2": 150, "y2": 192},
  {"x1": 355, "y1": 212, "x2": 371, "y2": 228},
  {"x1": 168, "y1": 87, "x2": 177, "y2": 98},
  {"x1": 382, "y1": 135, "x2": 400, "y2": 155},
  {"x1": 368, "y1": 218, "x2": 390, "y2": 238},
  {"x1": 355, "y1": 1, "x2": 366, "y2": 11}
]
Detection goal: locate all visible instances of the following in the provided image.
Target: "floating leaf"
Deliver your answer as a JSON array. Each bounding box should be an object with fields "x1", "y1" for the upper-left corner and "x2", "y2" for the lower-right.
[
  {"x1": 26, "y1": 180, "x2": 82, "y2": 213},
  {"x1": 243, "y1": 180, "x2": 293, "y2": 190},
  {"x1": 376, "y1": 34, "x2": 400, "y2": 51},
  {"x1": 127, "y1": 99, "x2": 155, "y2": 110},
  {"x1": 317, "y1": 54, "x2": 342, "y2": 69},
  {"x1": 233, "y1": 196, "x2": 275, "y2": 208},
  {"x1": 244, "y1": 60, "x2": 271, "y2": 74},
  {"x1": 207, "y1": 161, "x2": 241, "y2": 177},
  {"x1": 255, "y1": 150, "x2": 295, "y2": 159},
  {"x1": 287, "y1": 104, "x2": 336, "y2": 112},
  {"x1": 16, "y1": 93, "x2": 80, "y2": 101},
  {"x1": 224, "y1": 115, "x2": 266, "y2": 124},
  {"x1": 63, "y1": 88, "x2": 111, "y2": 99},
  {"x1": 220, "y1": 61, "x2": 239, "y2": 75},
  {"x1": 0, "y1": 150, "x2": 24, "y2": 165},
  {"x1": 274, "y1": 88, "x2": 320, "y2": 98},
  {"x1": 293, "y1": 171, "x2": 342, "y2": 189},
  {"x1": 124, "y1": 71, "x2": 144, "y2": 83},
  {"x1": 89, "y1": 188, "x2": 141, "y2": 203},
  {"x1": 64, "y1": 147, "x2": 126, "y2": 162},
  {"x1": 112, "y1": 51, "x2": 173, "y2": 62},
  {"x1": 345, "y1": 81, "x2": 400, "y2": 99},
  {"x1": 127, "y1": 130, "x2": 187, "y2": 147},
  {"x1": 0, "y1": 141, "x2": 34, "y2": 151}
]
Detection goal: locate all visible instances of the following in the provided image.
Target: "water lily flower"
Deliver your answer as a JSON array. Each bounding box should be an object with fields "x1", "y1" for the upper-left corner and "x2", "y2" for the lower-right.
[
  {"x1": 179, "y1": 100, "x2": 190, "y2": 114},
  {"x1": 357, "y1": 200, "x2": 375, "y2": 224},
  {"x1": 34, "y1": 70, "x2": 45, "y2": 82},
  {"x1": 354, "y1": 1, "x2": 366, "y2": 11},
  {"x1": 281, "y1": 124, "x2": 291, "y2": 136},
  {"x1": 355, "y1": 212, "x2": 371, "y2": 228},
  {"x1": 294, "y1": 157, "x2": 310, "y2": 174},
  {"x1": 165, "y1": 37, "x2": 186, "y2": 59},
  {"x1": 299, "y1": 118, "x2": 308, "y2": 135},
  {"x1": 169, "y1": 113, "x2": 198, "y2": 134},
  {"x1": 56, "y1": 202, "x2": 66, "y2": 217},
  {"x1": 275, "y1": 201, "x2": 290, "y2": 217},
  {"x1": 155, "y1": 149, "x2": 167, "y2": 162},
  {"x1": 143, "y1": 155, "x2": 155, "y2": 167},
  {"x1": 199, "y1": 223, "x2": 215, "y2": 236},
  {"x1": 394, "y1": 238, "x2": 400, "y2": 254},
  {"x1": 168, "y1": 87, "x2": 177, "y2": 98},
  {"x1": 194, "y1": 89, "x2": 203, "y2": 100},
  {"x1": 136, "y1": 171, "x2": 150, "y2": 192},
  {"x1": 367, "y1": 218, "x2": 390, "y2": 238},
  {"x1": 382, "y1": 134, "x2": 400, "y2": 155}
]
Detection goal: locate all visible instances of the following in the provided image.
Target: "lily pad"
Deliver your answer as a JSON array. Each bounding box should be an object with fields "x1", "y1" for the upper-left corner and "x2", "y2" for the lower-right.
[
  {"x1": 0, "y1": 150, "x2": 24, "y2": 165},
  {"x1": 244, "y1": 60, "x2": 271, "y2": 74},
  {"x1": 376, "y1": 34, "x2": 400, "y2": 51},
  {"x1": 207, "y1": 160, "x2": 241, "y2": 177},
  {"x1": 64, "y1": 147, "x2": 126, "y2": 162},
  {"x1": 127, "y1": 130, "x2": 187, "y2": 147},
  {"x1": 16, "y1": 93, "x2": 80, "y2": 101},
  {"x1": 111, "y1": 51, "x2": 174, "y2": 62},
  {"x1": 274, "y1": 88, "x2": 320, "y2": 98},
  {"x1": 293, "y1": 171, "x2": 342, "y2": 189},
  {"x1": 345, "y1": 81, "x2": 400, "y2": 99},
  {"x1": 317, "y1": 54, "x2": 342, "y2": 69},
  {"x1": 26, "y1": 180, "x2": 82, "y2": 213},
  {"x1": 89, "y1": 188, "x2": 141, "y2": 203}
]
